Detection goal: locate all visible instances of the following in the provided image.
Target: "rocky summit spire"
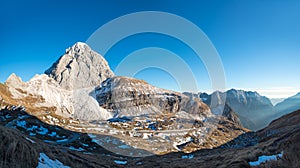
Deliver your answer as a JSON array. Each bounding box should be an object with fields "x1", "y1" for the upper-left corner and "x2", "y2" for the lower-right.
[{"x1": 45, "y1": 42, "x2": 114, "y2": 90}]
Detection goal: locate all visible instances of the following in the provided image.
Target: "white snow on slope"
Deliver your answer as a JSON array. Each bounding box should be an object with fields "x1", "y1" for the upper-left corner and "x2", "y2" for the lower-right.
[
  {"x1": 25, "y1": 137, "x2": 35, "y2": 143},
  {"x1": 37, "y1": 126, "x2": 49, "y2": 135},
  {"x1": 37, "y1": 153, "x2": 70, "y2": 168},
  {"x1": 249, "y1": 152, "x2": 283, "y2": 166},
  {"x1": 16, "y1": 120, "x2": 27, "y2": 128},
  {"x1": 69, "y1": 146, "x2": 85, "y2": 151},
  {"x1": 114, "y1": 160, "x2": 127, "y2": 165},
  {"x1": 181, "y1": 154, "x2": 194, "y2": 159}
]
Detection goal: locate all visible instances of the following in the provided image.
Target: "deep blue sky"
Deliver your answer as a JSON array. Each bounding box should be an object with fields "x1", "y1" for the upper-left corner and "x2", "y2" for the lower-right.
[{"x1": 1, "y1": 0, "x2": 300, "y2": 98}]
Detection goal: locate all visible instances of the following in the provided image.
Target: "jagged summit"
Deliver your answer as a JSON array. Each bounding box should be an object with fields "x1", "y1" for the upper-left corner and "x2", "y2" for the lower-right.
[
  {"x1": 64, "y1": 42, "x2": 91, "y2": 56},
  {"x1": 45, "y1": 42, "x2": 114, "y2": 90},
  {"x1": 5, "y1": 73, "x2": 23, "y2": 87}
]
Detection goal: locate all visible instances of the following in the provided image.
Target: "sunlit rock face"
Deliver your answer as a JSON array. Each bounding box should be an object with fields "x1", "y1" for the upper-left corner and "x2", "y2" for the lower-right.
[
  {"x1": 45, "y1": 42, "x2": 114, "y2": 90},
  {"x1": 95, "y1": 76, "x2": 211, "y2": 119}
]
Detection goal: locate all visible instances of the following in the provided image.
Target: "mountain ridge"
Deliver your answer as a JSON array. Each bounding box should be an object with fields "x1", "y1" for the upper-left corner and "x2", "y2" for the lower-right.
[
  {"x1": 184, "y1": 89, "x2": 300, "y2": 131},
  {"x1": 184, "y1": 89, "x2": 275, "y2": 130}
]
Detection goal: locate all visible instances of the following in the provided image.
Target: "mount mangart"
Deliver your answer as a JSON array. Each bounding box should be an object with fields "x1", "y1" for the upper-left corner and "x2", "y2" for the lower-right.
[{"x1": 1, "y1": 42, "x2": 299, "y2": 168}]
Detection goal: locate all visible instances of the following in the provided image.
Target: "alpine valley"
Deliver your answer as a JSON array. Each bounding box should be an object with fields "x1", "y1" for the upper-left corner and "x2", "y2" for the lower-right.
[{"x1": 1, "y1": 42, "x2": 299, "y2": 168}]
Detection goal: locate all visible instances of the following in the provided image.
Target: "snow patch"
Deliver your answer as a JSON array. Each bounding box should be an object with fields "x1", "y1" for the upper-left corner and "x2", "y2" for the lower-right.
[
  {"x1": 69, "y1": 146, "x2": 85, "y2": 151},
  {"x1": 25, "y1": 137, "x2": 35, "y2": 143},
  {"x1": 82, "y1": 143, "x2": 89, "y2": 147},
  {"x1": 181, "y1": 154, "x2": 194, "y2": 159},
  {"x1": 173, "y1": 136, "x2": 193, "y2": 151},
  {"x1": 249, "y1": 152, "x2": 283, "y2": 166},
  {"x1": 136, "y1": 161, "x2": 143, "y2": 165},
  {"x1": 29, "y1": 132, "x2": 36, "y2": 136},
  {"x1": 37, "y1": 153, "x2": 70, "y2": 168},
  {"x1": 48, "y1": 131, "x2": 57, "y2": 137},
  {"x1": 5, "y1": 114, "x2": 12, "y2": 119},
  {"x1": 37, "y1": 126, "x2": 48, "y2": 135},
  {"x1": 56, "y1": 139, "x2": 68, "y2": 143},
  {"x1": 114, "y1": 160, "x2": 127, "y2": 165},
  {"x1": 16, "y1": 120, "x2": 27, "y2": 128},
  {"x1": 118, "y1": 144, "x2": 130, "y2": 149},
  {"x1": 27, "y1": 125, "x2": 38, "y2": 131},
  {"x1": 88, "y1": 134, "x2": 100, "y2": 144}
]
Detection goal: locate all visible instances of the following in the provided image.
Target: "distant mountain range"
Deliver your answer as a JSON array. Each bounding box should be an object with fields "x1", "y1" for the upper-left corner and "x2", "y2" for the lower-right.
[
  {"x1": 270, "y1": 98, "x2": 285, "y2": 105},
  {"x1": 184, "y1": 90, "x2": 300, "y2": 130},
  {"x1": 273, "y1": 92, "x2": 300, "y2": 119}
]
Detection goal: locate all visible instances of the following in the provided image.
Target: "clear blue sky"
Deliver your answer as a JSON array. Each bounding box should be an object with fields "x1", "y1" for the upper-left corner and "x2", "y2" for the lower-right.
[{"x1": 1, "y1": 0, "x2": 299, "y2": 98}]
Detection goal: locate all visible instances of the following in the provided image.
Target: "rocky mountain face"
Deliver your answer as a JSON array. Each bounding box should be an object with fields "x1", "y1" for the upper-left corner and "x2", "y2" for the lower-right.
[
  {"x1": 4, "y1": 72, "x2": 113, "y2": 122},
  {"x1": 96, "y1": 76, "x2": 211, "y2": 119},
  {"x1": 191, "y1": 89, "x2": 300, "y2": 131},
  {"x1": 222, "y1": 104, "x2": 242, "y2": 126},
  {"x1": 5, "y1": 73, "x2": 72, "y2": 114},
  {"x1": 45, "y1": 42, "x2": 114, "y2": 90},
  {"x1": 183, "y1": 92, "x2": 242, "y2": 126},
  {"x1": 224, "y1": 89, "x2": 275, "y2": 130}
]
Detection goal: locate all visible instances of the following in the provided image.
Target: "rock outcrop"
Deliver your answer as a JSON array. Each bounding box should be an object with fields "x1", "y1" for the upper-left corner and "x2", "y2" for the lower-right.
[
  {"x1": 183, "y1": 91, "x2": 242, "y2": 126},
  {"x1": 95, "y1": 76, "x2": 211, "y2": 119},
  {"x1": 222, "y1": 104, "x2": 242, "y2": 126}
]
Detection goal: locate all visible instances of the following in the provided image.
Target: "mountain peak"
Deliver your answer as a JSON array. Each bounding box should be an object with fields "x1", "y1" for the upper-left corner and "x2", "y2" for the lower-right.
[
  {"x1": 5, "y1": 73, "x2": 23, "y2": 87},
  {"x1": 65, "y1": 42, "x2": 90, "y2": 55},
  {"x1": 45, "y1": 42, "x2": 114, "y2": 90}
]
